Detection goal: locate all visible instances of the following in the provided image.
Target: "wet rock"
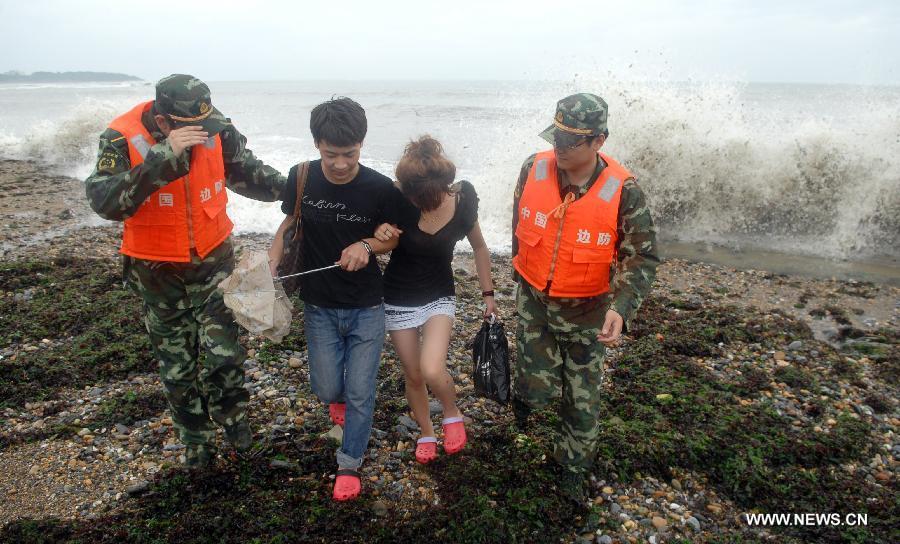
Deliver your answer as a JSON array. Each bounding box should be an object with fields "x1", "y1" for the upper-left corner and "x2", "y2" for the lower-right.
[
  {"x1": 13, "y1": 288, "x2": 34, "y2": 302},
  {"x1": 397, "y1": 415, "x2": 419, "y2": 430},
  {"x1": 372, "y1": 500, "x2": 389, "y2": 517},
  {"x1": 323, "y1": 425, "x2": 343, "y2": 443},
  {"x1": 126, "y1": 481, "x2": 150, "y2": 495}
]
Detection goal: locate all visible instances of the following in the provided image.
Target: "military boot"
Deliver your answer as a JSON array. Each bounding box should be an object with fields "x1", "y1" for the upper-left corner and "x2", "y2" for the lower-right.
[
  {"x1": 512, "y1": 397, "x2": 532, "y2": 433},
  {"x1": 555, "y1": 466, "x2": 588, "y2": 505},
  {"x1": 185, "y1": 443, "x2": 216, "y2": 468},
  {"x1": 224, "y1": 421, "x2": 253, "y2": 453}
]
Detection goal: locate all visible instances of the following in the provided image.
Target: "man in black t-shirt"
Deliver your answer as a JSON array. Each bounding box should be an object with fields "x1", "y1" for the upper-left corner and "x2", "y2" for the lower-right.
[{"x1": 268, "y1": 98, "x2": 402, "y2": 502}]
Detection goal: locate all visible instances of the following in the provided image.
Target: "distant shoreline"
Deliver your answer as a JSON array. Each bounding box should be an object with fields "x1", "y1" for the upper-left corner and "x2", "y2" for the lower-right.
[{"x1": 0, "y1": 71, "x2": 141, "y2": 83}]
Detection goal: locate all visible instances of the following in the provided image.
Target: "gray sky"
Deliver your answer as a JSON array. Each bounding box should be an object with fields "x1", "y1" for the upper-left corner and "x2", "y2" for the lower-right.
[{"x1": 1, "y1": 0, "x2": 898, "y2": 85}]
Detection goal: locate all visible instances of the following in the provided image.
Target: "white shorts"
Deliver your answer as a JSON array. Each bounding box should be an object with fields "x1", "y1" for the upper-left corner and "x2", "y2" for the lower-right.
[{"x1": 384, "y1": 296, "x2": 456, "y2": 331}]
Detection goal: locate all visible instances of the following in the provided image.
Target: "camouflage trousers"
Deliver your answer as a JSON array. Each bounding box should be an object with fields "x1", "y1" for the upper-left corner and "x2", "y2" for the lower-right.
[
  {"x1": 125, "y1": 238, "x2": 248, "y2": 448},
  {"x1": 514, "y1": 278, "x2": 606, "y2": 471}
]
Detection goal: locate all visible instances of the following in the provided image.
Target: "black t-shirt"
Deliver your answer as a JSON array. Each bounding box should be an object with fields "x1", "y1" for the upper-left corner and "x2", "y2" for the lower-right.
[
  {"x1": 281, "y1": 160, "x2": 402, "y2": 308},
  {"x1": 383, "y1": 180, "x2": 479, "y2": 306}
]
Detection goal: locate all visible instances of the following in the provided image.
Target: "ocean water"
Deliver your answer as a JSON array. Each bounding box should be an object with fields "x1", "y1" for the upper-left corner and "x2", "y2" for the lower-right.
[{"x1": 1, "y1": 79, "x2": 898, "y2": 272}]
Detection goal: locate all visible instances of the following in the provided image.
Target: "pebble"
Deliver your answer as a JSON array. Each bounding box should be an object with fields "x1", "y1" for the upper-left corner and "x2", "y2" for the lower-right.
[
  {"x1": 288, "y1": 358, "x2": 302, "y2": 368},
  {"x1": 651, "y1": 516, "x2": 667, "y2": 529},
  {"x1": 686, "y1": 516, "x2": 701, "y2": 531}
]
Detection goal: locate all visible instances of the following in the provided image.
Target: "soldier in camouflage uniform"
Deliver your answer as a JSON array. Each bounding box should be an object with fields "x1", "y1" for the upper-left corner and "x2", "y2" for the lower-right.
[
  {"x1": 85, "y1": 75, "x2": 286, "y2": 467},
  {"x1": 511, "y1": 93, "x2": 659, "y2": 502}
]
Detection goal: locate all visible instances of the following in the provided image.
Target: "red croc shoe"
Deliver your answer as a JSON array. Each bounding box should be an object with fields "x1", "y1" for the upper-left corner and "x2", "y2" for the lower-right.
[
  {"x1": 442, "y1": 416, "x2": 467, "y2": 455},
  {"x1": 333, "y1": 469, "x2": 361, "y2": 501},
  {"x1": 329, "y1": 403, "x2": 346, "y2": 426},
  {"x1": 415, "y1": 436, "x2": 438, "y2": 464}
]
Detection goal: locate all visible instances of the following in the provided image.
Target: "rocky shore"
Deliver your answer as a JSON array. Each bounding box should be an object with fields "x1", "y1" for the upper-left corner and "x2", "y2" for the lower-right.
[{"x1": 0, "y1": 160, "x2": 897, "y2": 543}]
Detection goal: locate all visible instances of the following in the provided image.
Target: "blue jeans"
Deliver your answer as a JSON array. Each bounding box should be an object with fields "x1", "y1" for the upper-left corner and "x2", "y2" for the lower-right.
[{"x1": 304, "y1": 303, "x2": 385, "y2": 469}]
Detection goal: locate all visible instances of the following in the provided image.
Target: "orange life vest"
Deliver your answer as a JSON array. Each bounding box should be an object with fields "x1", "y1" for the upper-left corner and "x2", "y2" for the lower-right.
[
  {"x1": 513, "y1": 150, "x2": 632, "y2": 298},
  {"x1": 109, "y1": 101, "x2": 233, "y2": 262}
]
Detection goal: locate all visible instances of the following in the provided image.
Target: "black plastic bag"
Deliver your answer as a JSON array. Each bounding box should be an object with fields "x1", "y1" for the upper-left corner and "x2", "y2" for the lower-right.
[{"x1": 472, "y1": 316, "x2": 510, "y2": 404}]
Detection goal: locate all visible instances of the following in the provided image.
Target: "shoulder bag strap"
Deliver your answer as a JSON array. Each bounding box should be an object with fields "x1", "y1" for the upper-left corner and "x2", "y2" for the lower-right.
[{"x1": 291, "y1": 161, "x2": 310, "y2": 241}]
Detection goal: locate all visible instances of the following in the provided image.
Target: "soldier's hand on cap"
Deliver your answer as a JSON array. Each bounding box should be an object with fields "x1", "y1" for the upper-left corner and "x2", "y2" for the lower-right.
[
  {"x1": 597, "y1": 309, "x2": 623, "y2": 346},
  {"x1": 338, "y1": 242, "x2": 370, "y2": 272},
  {"x1": 168, "y1": 126, "x2": 209, "y2": 156}
]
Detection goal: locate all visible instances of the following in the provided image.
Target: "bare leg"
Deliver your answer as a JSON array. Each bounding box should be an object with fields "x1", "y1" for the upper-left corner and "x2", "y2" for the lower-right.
[
  {"x1": 389, "y1": 328, "x2": 435, "y2": 437},
  {"x1": 420, "y1": 315, "x2": 462, "y2": 419}
]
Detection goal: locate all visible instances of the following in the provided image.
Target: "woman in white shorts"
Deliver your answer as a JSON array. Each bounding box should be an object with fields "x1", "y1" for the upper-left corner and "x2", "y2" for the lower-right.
[{"x1": 375, "y1": 135, "x2": 495, "y2": 464}]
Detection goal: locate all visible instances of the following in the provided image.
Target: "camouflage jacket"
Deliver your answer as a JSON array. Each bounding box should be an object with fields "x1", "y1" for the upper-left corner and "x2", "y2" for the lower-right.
[
  {"x1": 512, "y1": 153, "x2": 660, "y2": 331},
  {"x1": 85, "y1": 104, "x2": 286, "y2": 221}
]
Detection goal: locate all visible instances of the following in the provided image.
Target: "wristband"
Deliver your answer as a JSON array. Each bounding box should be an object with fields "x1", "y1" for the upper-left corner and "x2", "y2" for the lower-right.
[
  {"x1": 359, "y1": 239, "x2": 374, "y2": 256},
  {"x1": 481, "y1": 290, "x2": 495, "y2": 297}
]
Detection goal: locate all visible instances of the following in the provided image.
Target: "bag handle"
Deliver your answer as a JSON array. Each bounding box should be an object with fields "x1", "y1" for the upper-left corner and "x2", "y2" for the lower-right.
[
  {"x1": 480, "y1": 319, "x2": 490, "y2": 363},
  {"x1": 290, "y1": 161, "x2": 310, "y2": 241}
]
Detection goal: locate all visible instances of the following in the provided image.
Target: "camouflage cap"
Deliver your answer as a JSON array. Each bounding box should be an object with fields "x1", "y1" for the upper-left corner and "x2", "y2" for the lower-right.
[
  {"x1": 155, "y1": 74, "x2": 229, "y2": 136},
  {"x1": 538, "y1": 93, "x2": 608, "y2": 146}
]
